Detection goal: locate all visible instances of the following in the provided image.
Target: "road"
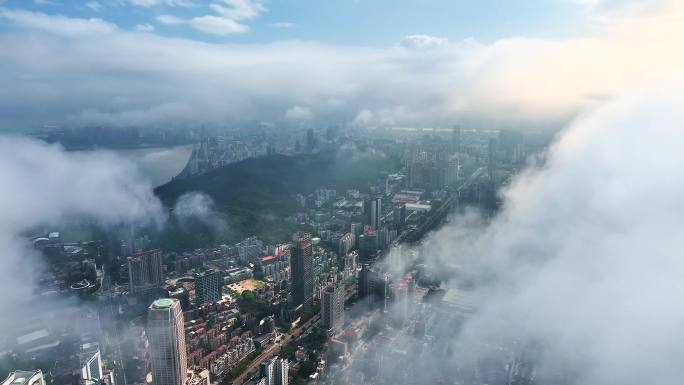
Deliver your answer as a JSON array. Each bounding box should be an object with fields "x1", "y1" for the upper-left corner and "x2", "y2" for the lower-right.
[{"x1": 231, "y1": 315, "x2": 321, "y2": 385}]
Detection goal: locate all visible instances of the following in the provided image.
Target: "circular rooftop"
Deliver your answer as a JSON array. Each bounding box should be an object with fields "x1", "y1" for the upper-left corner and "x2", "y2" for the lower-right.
[{"x1": 152, "y1": 298, "x2": 174, "y2": 308}]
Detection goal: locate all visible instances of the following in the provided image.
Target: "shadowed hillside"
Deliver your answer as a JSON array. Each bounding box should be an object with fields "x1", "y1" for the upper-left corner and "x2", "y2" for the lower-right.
[{"x1": 154, "y1": 149, "x2": 400, "y2": 247}]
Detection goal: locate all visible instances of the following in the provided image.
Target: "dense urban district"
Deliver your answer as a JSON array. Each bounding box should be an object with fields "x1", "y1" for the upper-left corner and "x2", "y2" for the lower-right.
[{"x1": 2, "y1": 126, "x2": 551, "y2": 385}]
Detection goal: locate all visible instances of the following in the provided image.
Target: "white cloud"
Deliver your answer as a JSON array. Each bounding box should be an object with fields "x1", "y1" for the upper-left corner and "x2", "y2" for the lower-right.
[
  {"x1": 270, "y1": 22, "x2": 295, "y2": 28},
  {"x1": 157, "y1": 13, "x2": 247, "y2": 34},
  {"x1": 86, "y1": 1, "x2": 103, "y2": 11},
  {"x1": 155, "y1": 0, "x2": 263, "y2": 35},
  {"x1": 284, "y1": 105, "x2": 313, "y2": 121},
  {"x1": 0, "y1": 8, "x2": 118, "y2": 36},
  {"x1": 33, "y1": 0, "x2": 59, "y2": 5},
  {"x1": 0, "y1": 134, "x2": 167, "y2": 334},
  {"x1": 210, "y1": 0, "x2": 265, "y2": 20},
  {"x1": 399, "y1": 34, "x2": 449, "y2": 50},
  {"x1": 134, "y1": 23, "x2": 155, "y2": 32},
  {"x1": 130, "y1": 0, "x2": 195, "y2": 7},
  {"x1": 156, "y1": 14, "x2": 183, "y2": 24},
  {"x1": 351, "y1": 85, "x2": 684, "y2": 385},
  {"x1": 189, "y1": 14, "x2": 248, "y2": 35},
  {"x1": 0, "y1": 1, "x2": 682, "y2": 130}
]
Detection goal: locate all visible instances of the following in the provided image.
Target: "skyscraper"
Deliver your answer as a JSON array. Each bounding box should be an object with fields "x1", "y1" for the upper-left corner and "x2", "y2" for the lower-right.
[
  {"x1": 147, "y1": 299, "x2": 187, "y2": 385},
  {"x1": 369, "y1": 197, "x2": 382, "y2": 230},
  {"x1": 290, "y1": 232, "x2": 313, "y2": 308},
  {"x1": 358, "y1": 229, "x2": 378, "y2": 263},
  {"x1": 79, "y1": 342, "x2": 103, "y2": 385},
  {"x1": 451, "y1": 125, "x2": 461, "y2": 154},
  {"x1": 259, "y1": 357, "x2": 288, "y2": 385},
  {"x1": 194, "y1": 269, "x2": 222, "y2": 305},
  {"x1": 321, "y1": 284, "x2": 344, "y2": 332},
  {"x1": 358, "y1": 264, "x2": 389, "y2": 310},
  {"x1": 488, "y1": 137, "x2": 497, "y2": 180},
  {"x1": 306, "y1": 128, "x2": 315, "y2": 153},
  {"x1": 128, "y1": 249, "x2": 164, "y2": 295},
  {"x1": 392, "y1": 205, "x2": 406, "y2": 228}
]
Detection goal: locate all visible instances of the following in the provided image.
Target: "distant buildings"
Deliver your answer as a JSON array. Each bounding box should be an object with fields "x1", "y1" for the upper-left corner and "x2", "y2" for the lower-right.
[
  {"x1": 147, "y1": 299, "x2": 187, "y2": 385},
  {"x1": 257, "y1": 255, "x2": 289, "y2": 283},
  {"x1": 306, "y1": 128, "x2": 315, "y2": 153},
  {"x1": 259, "y1": 357, "x2": 288, "y2": 385},
  {"x1": 194, "y1": 270, "x2": 222, "y2": 305},
  {"x1": 128, "y1": 249, "x2": 163, "y2": 295},
  {"x1": 235, "y1": 237, "x2": 264, "y2": 264},
  {"x1": 290, "y1": 232, "x2": 313, "y2": 308},
  {"x1": 321, "y1": 284, "x2": 344, "y2": 332}
]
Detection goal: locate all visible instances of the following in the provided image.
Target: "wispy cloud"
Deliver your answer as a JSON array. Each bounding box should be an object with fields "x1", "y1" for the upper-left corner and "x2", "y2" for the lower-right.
[
  {"x1": 33, "y1": 0, "x2": 60, "y2": 6},
  {"x1": 210, "y1": 0, "x2": 265, "y2": 20},
  {"x1": 156, "y1": 13, "x2": 248, "y2": 34},
  {"x1": 0, "y1": 7, "x2": 117, "y2": 36},
  {"x1": 270, "y1": 22, "x2": 295, "y2": 28},
  {"x1": 399, "y1": 34, "x2": 449, "y2": 50},
  {"x1": 155, "y1": 0, "x2": 264, "y2": 35},
  {"x1": 284, "y1": 105, "x2": 313, "y2": 121},
  {"x1": 86, "y1": 1, "x2": 103, "y2": 11},
  {"x1": 129, "y1": 0, "x2": 195, "y2": 7},
  {"x1": 134, "y1": 23, "x2": 155, "y2": 32}
]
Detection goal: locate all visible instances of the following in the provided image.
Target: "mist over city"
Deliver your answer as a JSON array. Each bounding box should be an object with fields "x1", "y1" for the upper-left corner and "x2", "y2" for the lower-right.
[{"x1": 0, "y1": 1, "x2": 682, "y2": 385}]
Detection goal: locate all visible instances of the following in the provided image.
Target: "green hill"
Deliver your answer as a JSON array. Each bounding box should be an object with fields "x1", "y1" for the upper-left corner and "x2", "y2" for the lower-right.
[{"x1": 154, "y1": 149, "x2": 400, "y2": 247}]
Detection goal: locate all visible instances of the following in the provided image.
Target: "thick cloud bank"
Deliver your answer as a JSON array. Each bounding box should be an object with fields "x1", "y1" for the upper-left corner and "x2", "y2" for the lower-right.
[
  {"x1": 408, "y1": 87, "x2": 684, "y2": 384},
  {"x1": 0, "y1": 1, "x2": 682, "y2": 131},
  {"x1": 0, "y1": 136, "x2": 164, "y2": 328}
]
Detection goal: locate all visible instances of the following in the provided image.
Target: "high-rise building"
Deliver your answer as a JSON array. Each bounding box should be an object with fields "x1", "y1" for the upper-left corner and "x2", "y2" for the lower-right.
[
  {"x1": 306, "y1": 128, "x2": 315, "y2": 153},
  {"x1": 488, "y1": 137, "x2": 497, "y2": 180},
  {"x1": 358, "y1": 264, "x2": 373, "y2": 300},
  {"x1": 2, "y1": 371, "x2": 45, "y2": 385},
  {"x1": 358, "y1": 265, "x2": 389, "y2": 310},
  {"x1": 447, "y1": 158, "x2": 460, "y2": 187},
  {"x1": 195, "y1": 269, "x2": 222, "y2": 305},
  {"x1": 147, "y1": 299, "x2": 187, "y2": 385},
  {"x1": 259, "y1": 357, "x2": 288, "y2": 385},
  {"x1": 368, "y1": 197, "x2": 382, "y2": 230},
  {"x1": 321, "y1": 284, "x2": 344, "y2": 332},
  {"x1": 80, "y1": 342, "x2": 103, "y2": 385},
  {"x1": 290, "y1": 232, "x2": 313, "y2": 308},
  {"x1": 451, "y1": 125, "x2": 461, "y2": 154},
  {"x1": 358, "y1": 229, "x2": 378, "y2": 263},
  {"x1": 337, "y1": 233, "x2": 354, "y2": 256},
  {"x1": 128, "y1": 249, "x2": 164, "y2": 295},
  {"x1": 350, "y1": 222, "x2": 363, "y2": 247},
  {"x1": 392, "y1": 205, "x2": 406, "y2": 228}
]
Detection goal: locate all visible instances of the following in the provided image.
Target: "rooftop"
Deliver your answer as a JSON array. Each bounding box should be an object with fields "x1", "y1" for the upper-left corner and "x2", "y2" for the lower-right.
[
  {"x1": 128, "y1": 248, "x2": 161, "y2": 260},
  {"x1": 152, "y1": 298, "x2": 174, "y2": 309},
  {"x1": 2, "y1": 370, "x2": 42, "y2": 385}
]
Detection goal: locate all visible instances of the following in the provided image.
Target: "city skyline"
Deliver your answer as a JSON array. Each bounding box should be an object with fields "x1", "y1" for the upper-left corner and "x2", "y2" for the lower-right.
[{"x1": 1, "y1": 1, "x2": 684, "y2": 385}]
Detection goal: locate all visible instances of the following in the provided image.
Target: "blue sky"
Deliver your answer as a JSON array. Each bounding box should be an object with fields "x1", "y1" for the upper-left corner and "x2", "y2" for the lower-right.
[{"x1": 1, "y1": 0, "x2": 588, "y2": 45}]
